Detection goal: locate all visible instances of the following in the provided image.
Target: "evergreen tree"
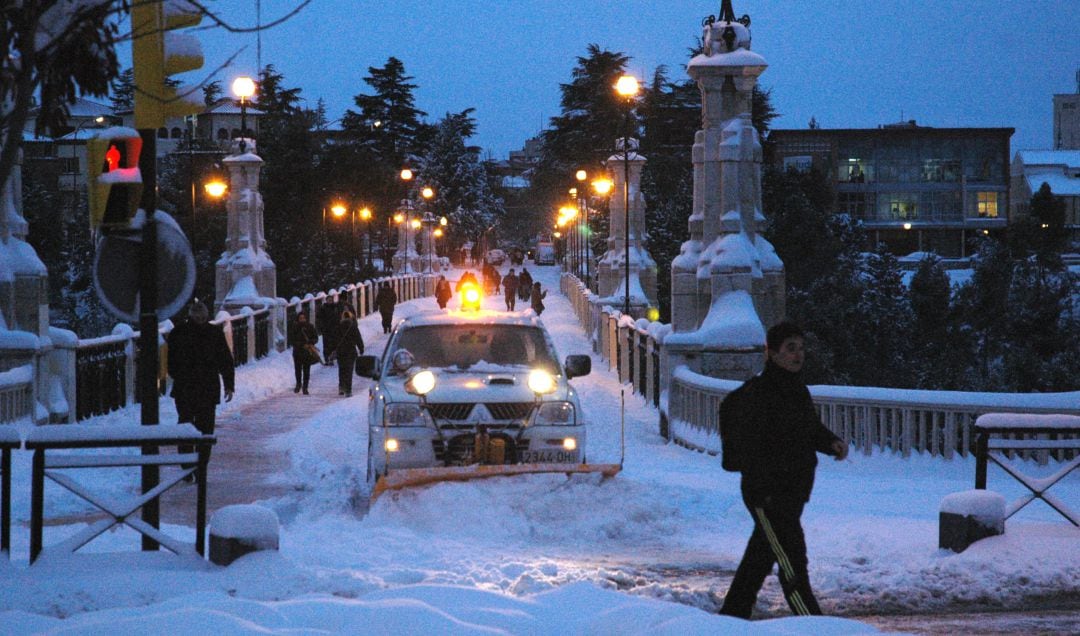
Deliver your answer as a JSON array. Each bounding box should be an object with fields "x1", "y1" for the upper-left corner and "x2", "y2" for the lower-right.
[
  {"x1": 418, "y1": 110, "x2": 505, "y2": 252},
  {"x1": 109, "y1": 67, "x2": 134, "y2": 113},
  {"x1": 953, "y1": 238, "x2": 1013, "y2": 389},
  {"x1": 1008, "y1": 182, "x2": 1068, "y2": 263},
  {"x1": 342, "y1": 57, "x2": 429, "y2": 166},
  {"x1": 850, "y1": 249, "x2": 912, "y2": 386},
  {"x1": 1000, "y1": 258, "x2": 1079, "y2": 391},
  {"x1": 908, "y1": 255, "x2": 970, "y2": 389},
  {"x1": 202, "y1": 80, "x2": 222, "y2": 106}
]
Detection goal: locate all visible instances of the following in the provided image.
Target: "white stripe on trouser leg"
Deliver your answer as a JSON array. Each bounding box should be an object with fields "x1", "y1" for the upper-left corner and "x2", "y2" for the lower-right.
[{"x1": 754, "y1": 507, "x2": 812, "y2": 616}]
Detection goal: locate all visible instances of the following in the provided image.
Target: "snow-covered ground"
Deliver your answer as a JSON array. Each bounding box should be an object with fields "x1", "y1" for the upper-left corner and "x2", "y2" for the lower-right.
[{"x1": 0, "y1": 265, "x2": 1077, "y2": 635}]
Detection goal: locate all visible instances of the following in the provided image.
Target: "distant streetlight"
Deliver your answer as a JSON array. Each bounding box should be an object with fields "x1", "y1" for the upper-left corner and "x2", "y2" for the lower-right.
[
  {"x1": 203, "y1": 180, "x2": 228, "y2": 198},
  {"x1": 359, "y1": 207, "x2": 374, "y2": 268},
  {"x1": 615, "y1": 74, "x2": 640, "y2": 314},
  {"x1": 232, "y1": 76, "x2": 256, "y2": 152}
]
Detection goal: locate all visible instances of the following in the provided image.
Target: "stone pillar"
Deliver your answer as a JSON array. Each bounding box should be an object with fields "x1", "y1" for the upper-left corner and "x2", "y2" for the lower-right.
[
  {"x1": 662, "y1": 3, "x2": 786, "y2": 383},
  {"x1": 0, "y1": 147, "x2": 70, "y2": 422},
  {"x1": 215, "y1": 140, "x2": 277, "y2": 313},
  {"x1": 596, "y1": 138, "x2": 657, "y2": 316},
  {"x1": 419, "y1": 212, "x2": 441, "y2": 274},
  {"x1": 392, "y1": 201, "x2": 420, "y2": 274}
]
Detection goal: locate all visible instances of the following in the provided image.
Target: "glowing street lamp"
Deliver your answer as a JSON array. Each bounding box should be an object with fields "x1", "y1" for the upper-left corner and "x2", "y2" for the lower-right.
[
  {"x1": 203, "y1": 179, "x2": 227, "y2": 198},
  {"x1": 232, "y1": 75, "x2": 256, "y2": 152}
]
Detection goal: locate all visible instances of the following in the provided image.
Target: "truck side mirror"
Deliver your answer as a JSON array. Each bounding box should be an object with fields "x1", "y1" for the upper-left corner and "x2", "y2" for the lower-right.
[
  {"x1": 356, "y1": 355, "x2": 380, "y2": 379},
  {"x1": 564, "y1": 355, "x2": 591, "y2": 379}
]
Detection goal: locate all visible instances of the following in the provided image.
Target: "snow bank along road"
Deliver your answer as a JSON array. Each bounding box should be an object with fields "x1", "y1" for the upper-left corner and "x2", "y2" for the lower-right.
[{"x1": 2, "y1": 265, "x2": 1078, "y2": 633}]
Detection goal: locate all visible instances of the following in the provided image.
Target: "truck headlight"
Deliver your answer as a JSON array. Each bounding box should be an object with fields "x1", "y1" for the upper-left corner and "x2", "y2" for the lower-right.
[
  {"x1": 533, "y1": 401, "x2": 575, "y2": 426},
  {"x1": 384, "y1": 403, "x2": 433, "y2": 427},
  {"x1": 405, "y1": 369, "x2": 436, "y2": 396},
  {"x1": 528, "y1": 369, "x2": 556, "y2": 394}
]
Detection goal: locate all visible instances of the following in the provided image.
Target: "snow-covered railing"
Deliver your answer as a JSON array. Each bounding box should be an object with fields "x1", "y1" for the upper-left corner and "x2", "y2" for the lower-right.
[
  {"x1": 0, "y1": 365, "x2": 34, "y2": 424},
  {"x1": 666, "y1": 365, "x2": 1080, "y2": 461},
  {"x1": 560, "y1": 273, "x2": 665, "y2": 408},
  {"x1": 560, "y1": 273, "x2": 1080, "y2": 463},
  {"x1": 66, "y1": 274, "x2": 429, "y2": 423}
]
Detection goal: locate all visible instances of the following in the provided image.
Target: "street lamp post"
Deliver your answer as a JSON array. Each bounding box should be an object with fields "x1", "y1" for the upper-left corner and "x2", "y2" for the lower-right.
[
  {"x1": 615, "y1": 74, "x2": 640, "y2": 315},
  {"x1": 360, "y1": 206, "x2": 373, "y2": 270},
  {"x1": 575, "y1": 169, "x2": 589, "y2": 280},
  {"x1": 232, "y1": 76, "x2": 256, "y2": 152},
  {"x1": 590, "y1": 177, "x2": 613, "y2": 293}
]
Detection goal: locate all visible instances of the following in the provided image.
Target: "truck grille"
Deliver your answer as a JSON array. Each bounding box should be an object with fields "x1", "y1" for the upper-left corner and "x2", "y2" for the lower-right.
[
  {"x1": 485, "y1": 403, "x2": 534, "y2": 420},
  {"x1": 425, "y1": 402, "x2": 535, "y2": 422},
  {"x1": 426, "y1": 403, "x2": 474, "y2": 421}
]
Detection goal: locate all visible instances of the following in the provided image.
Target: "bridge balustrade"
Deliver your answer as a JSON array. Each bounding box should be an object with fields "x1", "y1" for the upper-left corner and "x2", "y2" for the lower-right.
[{"x1": 559, "y1": 272, "x2": 1080, "y2": 461}]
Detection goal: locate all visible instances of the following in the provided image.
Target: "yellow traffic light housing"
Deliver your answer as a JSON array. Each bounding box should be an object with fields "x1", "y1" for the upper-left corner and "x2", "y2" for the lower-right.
[
  {"x1": 132, "y1": 0, "x2": 205, "y2": 129},
  {"x1": 87, "y1": 133, "x2": 144, "y2": 232}
]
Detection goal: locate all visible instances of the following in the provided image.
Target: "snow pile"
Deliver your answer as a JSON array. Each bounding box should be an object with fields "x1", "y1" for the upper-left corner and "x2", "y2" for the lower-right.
[{"x1": 210, "y1": 505, "x2": 279, "y2": 546}]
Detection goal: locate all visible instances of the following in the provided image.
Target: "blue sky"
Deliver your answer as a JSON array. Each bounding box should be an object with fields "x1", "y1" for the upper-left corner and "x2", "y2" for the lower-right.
[{"x1": 142, "y1": 0, "x2": 1079, "y2": 158}]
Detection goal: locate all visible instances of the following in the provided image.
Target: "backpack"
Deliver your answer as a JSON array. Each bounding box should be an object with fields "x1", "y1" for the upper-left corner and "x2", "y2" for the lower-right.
[{"x1": 719, "y1": 378, "x2": 756, "y2": 472}]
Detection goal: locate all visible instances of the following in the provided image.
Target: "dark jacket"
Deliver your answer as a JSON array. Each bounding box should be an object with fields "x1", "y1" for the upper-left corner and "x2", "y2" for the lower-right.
[
  {"x1": 167, "y1": 321, "x2": 235, "y2": 407},
  {"x1": 529, "y1": 285, "x2": 546, "y2": 314},
  {"x1": 436, "y1": 280, "x2": 452, "y2": 305},
  {"x1": 375, "y1": 286, "x2": 397, "y2": 314},
  {"x1": 502, "y1": 273, "x2": 519, "y2": 295},
  {"x1": 290, "y1": 319, "x2": 318, "y2": 354},
  {"x1": 335, "y1": 318, "x2": 364, "y2": 359},
  {"x1": 734, "y1": 360, "x2": 841, "y2": 505},
  {"x1": 456, "y1": 271, "x2": 478, "y2": 291}
]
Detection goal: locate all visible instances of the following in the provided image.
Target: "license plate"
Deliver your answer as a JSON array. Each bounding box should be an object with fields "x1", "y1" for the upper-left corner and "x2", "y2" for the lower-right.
[{"x1": 520, "y1": 449, "x2": 578, "y2": 463}]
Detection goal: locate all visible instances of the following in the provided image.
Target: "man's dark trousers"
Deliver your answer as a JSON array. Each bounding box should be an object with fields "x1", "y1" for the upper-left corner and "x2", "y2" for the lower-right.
[{"x1": 721, "y1": 493, "x2": 822, "y2": 618}]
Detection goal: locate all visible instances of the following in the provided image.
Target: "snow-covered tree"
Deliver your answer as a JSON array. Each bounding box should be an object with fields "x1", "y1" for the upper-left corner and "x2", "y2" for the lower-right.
[{"x1": 418, "y1": 110, "x2": 505, "y2": 251}]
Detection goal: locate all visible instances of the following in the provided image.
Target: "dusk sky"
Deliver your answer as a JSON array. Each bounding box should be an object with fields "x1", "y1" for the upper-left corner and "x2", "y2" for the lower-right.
[{"x1": 141, "y1": 0, "x2": 1079, "y2": 158}]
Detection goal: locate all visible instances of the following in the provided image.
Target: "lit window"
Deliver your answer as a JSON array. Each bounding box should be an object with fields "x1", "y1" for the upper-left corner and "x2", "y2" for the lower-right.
[{"x1": 977, "y1": 192, "x2": 998, "y2": 218}]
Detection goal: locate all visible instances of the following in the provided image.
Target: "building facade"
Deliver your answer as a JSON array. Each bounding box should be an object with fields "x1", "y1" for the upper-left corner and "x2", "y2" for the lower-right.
[
  {"x1": 1053, "y1": 72, "x2": 1080, "y2": 150},
  {"x1": 1011, "y1": 150, "x2": 1080, "y2": 245},
  {"x1": 768, "y1": 123, "x2": 1013, "y2": 257}
]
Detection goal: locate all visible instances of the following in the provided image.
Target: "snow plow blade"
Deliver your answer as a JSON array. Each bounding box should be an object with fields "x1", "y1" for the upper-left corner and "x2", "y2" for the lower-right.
[{"x1": 371, "y1": 463, "x2": 621, "y2": 502}]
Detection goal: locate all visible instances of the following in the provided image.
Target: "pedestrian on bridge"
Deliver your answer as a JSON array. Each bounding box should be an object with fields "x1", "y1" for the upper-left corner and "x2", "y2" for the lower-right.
[
  {"x1": 375, "y1": 282, "x2": 397, "y2": 334},
  {"x1": 502, "y1": 269, "x2": 519, "y2": 311},
  {"x1": 719, "y1": 321, "x2": 848, "y2": 620},
  {"x1": 335, "y1": 310, "x2": 364, "y2": 397},
  {"x1": 167, "y1": 300, "x2": 235, "y2": 480},
  {"x1": 529, "y1": 281, "x2": 546, "y2": 316},
  {"x1": 435, "y1": 275, "x2": 452, "y2": 309},
  {"x1": 291, "y1": 312, "x2": 318, "y2": 395}
]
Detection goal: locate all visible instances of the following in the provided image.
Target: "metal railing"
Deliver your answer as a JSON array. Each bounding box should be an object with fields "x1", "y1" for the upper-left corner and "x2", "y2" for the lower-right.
[{"x1": 62, "y1": 273, "x2": 428, "y2": 423}]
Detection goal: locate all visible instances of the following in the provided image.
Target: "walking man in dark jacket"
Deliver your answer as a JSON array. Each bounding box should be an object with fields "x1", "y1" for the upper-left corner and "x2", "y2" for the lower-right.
[
  {"x1": 316, "y1": 299, "x2": 340, "y2": 365},
  {"x1": 167, "y1": 301, "x2": 234, "y2": 479},
  {"x1": 375, "y1": 282, "x2": 397, "y2": 334},
  {"x1": 334, "y1": 310, "x2": 364, "y2": 397},
  {"x1": 502, "y1": 269, "x2": 519, "y2": 310},
  {"x1": 720, "y1": 321, "x2": 848, "y2": 619}
]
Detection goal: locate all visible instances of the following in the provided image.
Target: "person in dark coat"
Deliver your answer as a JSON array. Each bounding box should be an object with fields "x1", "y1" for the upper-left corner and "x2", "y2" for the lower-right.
[
  {"x1": 290, "y1": 311, "x2": 318, "y2": 394},
  {"x1": 529, "y1": 281, "x2": 546, "y2": 315},
  {"x1": 375, "y1": 282, "x2": 398, "y2": 334},
  {"x1": 316, "y1": 299, "x2": 341, "y2": 365},
  {"x1": 334, "y1": 310, "x2": 364, "y2": 397},
  {"x1": 517, "y1": 268, "x2": 532, "y2": 301},
  {"x1": 719, "y1": 321, "x2": 848, "y2": 620},
  {"x1": 435, "y1": 275, "x2": 452, "y2": 309},
  {"x1": 167, "y1": 301, "x2": 234, "y2": 479},
  {"x1": 502, "y1": 269, "x2": 519, "y2": 311}
]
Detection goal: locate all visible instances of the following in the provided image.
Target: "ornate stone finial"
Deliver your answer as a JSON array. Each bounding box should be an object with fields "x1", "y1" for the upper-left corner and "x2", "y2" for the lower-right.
[{"x1": 720, "y1": 0, "x2": 736, "y2": 23}]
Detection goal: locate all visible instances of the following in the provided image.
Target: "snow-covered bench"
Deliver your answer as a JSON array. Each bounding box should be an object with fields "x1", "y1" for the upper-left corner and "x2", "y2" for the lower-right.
[{"x1": 974, "y1": 413, "x2": 1080, "y2": 527}]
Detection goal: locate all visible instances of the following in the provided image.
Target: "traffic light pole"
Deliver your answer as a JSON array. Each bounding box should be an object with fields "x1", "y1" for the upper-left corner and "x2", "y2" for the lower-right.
[{"x1": 138, "y1": 129, "x2": 160, "y2": 551}]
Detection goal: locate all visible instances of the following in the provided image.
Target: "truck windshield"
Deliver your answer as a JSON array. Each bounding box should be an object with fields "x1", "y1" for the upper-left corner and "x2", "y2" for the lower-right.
[{"x1": 388, "y1": 325, "x2": 559, "y2": 374}]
